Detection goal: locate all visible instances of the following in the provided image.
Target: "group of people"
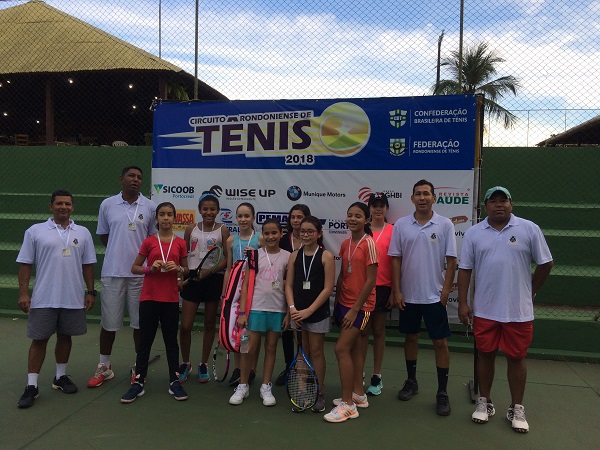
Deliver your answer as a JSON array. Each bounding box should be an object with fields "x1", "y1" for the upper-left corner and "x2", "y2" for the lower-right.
[{"x1": 15, "y1": 167, "x2": 553, "y2": 433}]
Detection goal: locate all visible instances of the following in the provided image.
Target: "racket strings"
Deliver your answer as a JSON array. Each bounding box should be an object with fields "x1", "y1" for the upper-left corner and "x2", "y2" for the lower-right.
[{"x1": 287, "y1": 358, "x2": 318, "y2": 408}]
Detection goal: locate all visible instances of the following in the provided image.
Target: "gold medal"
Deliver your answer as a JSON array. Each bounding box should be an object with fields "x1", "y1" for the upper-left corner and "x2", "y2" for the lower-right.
[{"x1": 128, "y1": 222, "x2": 137, "y2": 231}]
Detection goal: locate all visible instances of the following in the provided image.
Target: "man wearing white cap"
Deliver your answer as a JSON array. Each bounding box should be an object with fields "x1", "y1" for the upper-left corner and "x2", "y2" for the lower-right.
[{"x1": 458, "y1": 186, "x2": 553, "y2": 433}]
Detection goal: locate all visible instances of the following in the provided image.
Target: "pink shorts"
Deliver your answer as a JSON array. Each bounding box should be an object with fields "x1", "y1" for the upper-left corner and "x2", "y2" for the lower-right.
[{"x1": 473, "y1": 317, "x2": 533, "y2": 359}]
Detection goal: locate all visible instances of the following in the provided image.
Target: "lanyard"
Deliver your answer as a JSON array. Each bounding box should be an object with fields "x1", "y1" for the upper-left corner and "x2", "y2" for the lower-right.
[
  {"x1": 373, "y1": 226, "x2": 385, "y2": 244},
  {"x1": 54, "y1": 222, "x2": 71, "y2": 250},
  {"x1": 157, "y1": 233, "x2": 174, "y2": 262},
  {"x1": 290, "y1": 233, "x2": 303, "y2": 251},
  {"x1": 263, "y1": 248, "x2": 280, "y2": 281},
  {"x1": 347, "y1": 234, "x2": 367, "y2": 272},
  {"x1": 122, "y1": 200, "x2": 140, "y2": 225},
  {"x1": 238, "y1": 231, "x2": 255, "y2": 259},
  {"x1": 302, "y1": 248, "x2": 318, "y2": 281}
]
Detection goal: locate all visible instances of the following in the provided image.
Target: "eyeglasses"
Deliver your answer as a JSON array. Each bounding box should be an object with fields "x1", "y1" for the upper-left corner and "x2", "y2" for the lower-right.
[{"x1": 299, "y1": 229, "x2": 317, "y2": 236}]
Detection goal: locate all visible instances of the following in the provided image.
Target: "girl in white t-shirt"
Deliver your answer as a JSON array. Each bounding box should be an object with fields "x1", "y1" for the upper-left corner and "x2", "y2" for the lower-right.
[{"x1": 228, "y1": 219, "x2": 290, "y2": 407}]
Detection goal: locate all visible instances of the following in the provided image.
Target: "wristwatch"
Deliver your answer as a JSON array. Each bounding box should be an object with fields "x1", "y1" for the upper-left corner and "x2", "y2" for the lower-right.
[{"x1": 86, "y1": 290, "x2": 97, "y2": 296}]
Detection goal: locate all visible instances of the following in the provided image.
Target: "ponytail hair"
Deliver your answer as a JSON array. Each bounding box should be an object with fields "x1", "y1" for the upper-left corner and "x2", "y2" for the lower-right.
[{"x1": 348, "y1": 202, "x2": 372, "y2": 236}]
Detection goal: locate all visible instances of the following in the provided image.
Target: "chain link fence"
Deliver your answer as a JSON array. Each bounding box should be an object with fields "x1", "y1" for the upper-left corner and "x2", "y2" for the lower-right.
[
  {"x1": 1, "y1": 0, "x2": 600, "y2": 146},
  {"x1": 1, "y1": 1, "x2": 598, "y2": 345}
]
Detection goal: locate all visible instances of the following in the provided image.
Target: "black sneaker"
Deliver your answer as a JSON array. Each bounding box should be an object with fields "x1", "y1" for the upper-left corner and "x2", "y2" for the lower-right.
[
  {"x1": 169, "y1": 380, "x2": 189, "y2": 401},
  {"x1": 121, "y1": 382, "x2": 145, "y2": 403},
  {"x1": 52, "y1": 375, "x2": 78, "y2": 394},
  {"x1": 397, "y1": 379, "x2": 418, "y2": 401},
  {"x1": 248, "y1": 369, "x2": 256, "y2": 384},
  {"x1": 17, "y1": 385, "x2": 39, "y2": 409},
  {"x1": 311, "y1": 391, "x2": 326, "y2": 413},
  {"x1": 436, "y1": 391, "x2": 451, "y2": 416},
  {"x1": 228, "y1": 367, "x2": 241, "y2": 386},
  {"x1": 275, "y1": 369, "x2": 288, "y2": 386}
]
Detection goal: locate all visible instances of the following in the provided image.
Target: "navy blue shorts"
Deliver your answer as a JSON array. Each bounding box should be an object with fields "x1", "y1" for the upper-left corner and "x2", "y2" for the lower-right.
[
  {"x1": 398, "y1": 302, "x2": 451, "y2": 340},
  {"x1": 373, "y1": 285, "x2": 392, "y2": 313},
  {"x1": 333, "y1": 303, "x2": 370, "y2": 331}
]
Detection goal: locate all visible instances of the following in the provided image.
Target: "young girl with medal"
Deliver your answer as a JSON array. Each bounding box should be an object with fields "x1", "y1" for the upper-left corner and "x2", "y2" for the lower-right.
[
  {"x1": 178, "y1": 192, "x2": 230, "y2": 383},
  {"x1": 222, "y1": 202, "x2": 263, "y2": 386},
  {"x1": 285, "y1": 216, "x2": 335, "y2": 412},
  {"x1": 276, "y1": 203, "x2": 311, "y2": 386},
  {"x1": 325, "y1": 202, "x2": 378, "y2": 423},
  {"x1": 121, "y1": 202, "x2": 189, "y2": 403},
  {"x1": 228, "y1": 219, "x2": 290, "y2": 406}
]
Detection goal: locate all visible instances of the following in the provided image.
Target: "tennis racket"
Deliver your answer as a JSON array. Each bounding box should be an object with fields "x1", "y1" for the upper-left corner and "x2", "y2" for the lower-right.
[
  {"x1": 286, "y1": 326, "x2": 319, "y2": 410},
  {"x1": 212, "y1": 342, "x2": 230, "y2": 382},
  {"x1": 182, "y1": 245, "x2": 224, "y2": 287}
]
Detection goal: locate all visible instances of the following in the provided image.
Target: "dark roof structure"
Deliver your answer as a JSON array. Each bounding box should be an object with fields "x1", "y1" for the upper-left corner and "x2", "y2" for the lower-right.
[
  {"x1": 537, "y1": 115, "x2": 600, "y2": 147},
  {"x1": 0, "y1": 0, "x2": 227, "y2": 145}
]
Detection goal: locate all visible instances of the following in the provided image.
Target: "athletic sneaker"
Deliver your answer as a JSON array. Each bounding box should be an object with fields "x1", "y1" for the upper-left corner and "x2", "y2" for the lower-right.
[
  {"x1": 17, "y1": 385, "x2": 39, "y2": 409},
  {"x1": 169, "y1": 380, "x2": 189, "y2": 401},
  {"x1": 275, "y1": 368, "x2": 288, "y2": 386},
  {"x1": 87, "y1": 363, "x2": 114, "y2": 388},
  {"x1": 197, "y1": 363, "x2": 210, "y2": 383},
  {"x1": 436, "y1": 391, "x2": 451, "y2": 416},
  {"x1": 260, "y1": 383, "x2": 276, "y2": 406},
  {"x1": 229, "y1": 383, "x2": 249, "y2": 405},
  {"x1": 52, "y1": 375, "x2": 78, "y2": 394},
  {"x1": 332, "y1": 392, "x2": 369, "y2": 408},
  {"x1": 228, "y1": 367, "x2": 241, "y2": 386},
  {"x1": 397, "y1": 379, "x2": 418, "y2": 401},
  {"x1": 121, "y1": 382, "x2": 145, "y2": 403},
  {"x1": 324, "y1": 401, "x2": 359, "y2": 423},
  {"x1": 365, "y1": 375, "x2": 383, "y2": 396},
  {"x1": 508, "y1": 404, "x2": 529, "y2": 433},
  {"x1": 178, "y1": 362, "x2": 191, "y2": 383},
  {"x1": 312, "y1": 391, "x2": 326, "y2": 412},
  {"x1": 472, "y1": 396, "x2": 496, "y2": 423}
]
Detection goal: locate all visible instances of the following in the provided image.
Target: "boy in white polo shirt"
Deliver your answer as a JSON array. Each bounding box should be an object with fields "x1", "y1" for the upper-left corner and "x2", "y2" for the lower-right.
[
  {"x1": 88, "y1": 166, "x2": 157, "y2": 388},
  {"x1": 16, "y1": 190, "x2": 97, "y2": 408},
  {"x1": 389, "y1": 179, "x2": 457, "y2": 416},
  {"x1": 458, "y1": 186, "x2": 553, "y2": 433}
]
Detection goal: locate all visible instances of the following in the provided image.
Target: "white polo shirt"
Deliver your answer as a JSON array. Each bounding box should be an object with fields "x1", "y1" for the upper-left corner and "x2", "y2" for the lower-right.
[
  {"x1": 16, "y1": 219, "x2": 97, "y2": 309},
  {"x1": 97, "y1": 193, "x2": 157, "y2": 277},
  {"x1": 388, "y1": 211, "x2": 457, "y2": 304},
  {"x1": 459, "y1": 214, "x2": 553, "y2": 322}
]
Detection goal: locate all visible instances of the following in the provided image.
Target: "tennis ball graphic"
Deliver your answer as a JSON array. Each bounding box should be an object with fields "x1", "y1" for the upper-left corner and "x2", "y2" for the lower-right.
[{"x1": 319, "y1": 102, "x2": 370, "y2": 157}]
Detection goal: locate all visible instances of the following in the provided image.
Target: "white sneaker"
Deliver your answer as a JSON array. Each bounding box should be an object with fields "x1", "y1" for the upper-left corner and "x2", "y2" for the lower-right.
[
  {"x1": 332, "y1": 392, "x2": 369, "y2": 408},
  {"x1": 324, "y1": 401, "x2": 359, "y2": 423},
  {"x1": 472, "y1": 396, "x2": 495, "y2": 423},
  {"x1": 260, "y1": 383, "x2": 276, "y2": 406},
  {"x1": 508, "y1": 404, "x2": 529, "y2": 433},
  {"x1": 229, "y1": 383, "x2": 249, "y2": 405}
]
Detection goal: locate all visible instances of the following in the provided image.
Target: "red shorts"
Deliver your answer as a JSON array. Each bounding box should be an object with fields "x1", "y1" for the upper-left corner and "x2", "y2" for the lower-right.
[{"x1": 473, "y1": 317, "x2": 533, "y2": 359}]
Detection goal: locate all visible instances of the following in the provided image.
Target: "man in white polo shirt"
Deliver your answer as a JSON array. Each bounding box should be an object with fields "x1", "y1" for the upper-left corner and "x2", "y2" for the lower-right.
[
  {"x1": 389, "y1": 179, "x2": 457, "y2": 416},
  {"x1": 88, "y1": 166, "x2": 157, "y2": 388},
  {"x1": 458, "y1": 186, "x2": 553, "y2": 433},
  {"x1": 16, "y1": 190, "x2": 97, "y2": 408}
]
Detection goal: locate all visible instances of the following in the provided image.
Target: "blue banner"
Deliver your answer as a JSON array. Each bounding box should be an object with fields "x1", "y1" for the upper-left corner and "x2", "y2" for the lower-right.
[{"x1": 153, "y1": 94, "x2": 477, "y2": 171}]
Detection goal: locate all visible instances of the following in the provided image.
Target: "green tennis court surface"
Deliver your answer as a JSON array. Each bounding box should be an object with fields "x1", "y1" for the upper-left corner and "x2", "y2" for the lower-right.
[{"x1": 1, "y1": 318, "x2": 598, "y2": 449}]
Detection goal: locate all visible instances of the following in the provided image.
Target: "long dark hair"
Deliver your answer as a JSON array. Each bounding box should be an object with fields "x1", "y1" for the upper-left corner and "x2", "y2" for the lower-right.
[{"x1": 348, "y1": 202, "x2": 372, "y2": 236}]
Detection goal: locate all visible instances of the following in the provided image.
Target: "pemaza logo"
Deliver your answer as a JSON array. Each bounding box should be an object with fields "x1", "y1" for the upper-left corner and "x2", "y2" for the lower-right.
[
  {"x1": 358, "y1": 187, "x2": 402, "y2": 203},
  {"x1": 287, "y1": 186, "x2": 302, "y2": 201},
  {"x1": 389, "y1": 109, "x2": 407, "y2": 128},
  {"x1": 153, "y1": 184, "x2": 195, "y2": 199},
  {"x1": 389, "y1": 138, "x2": 406, "y2": 157},
  {"x1": 435, "y1": 186, "x2": 470, "y2": 205},
  {"x1": 257, "y1": 212, "x2": 289, "y2": 226}
]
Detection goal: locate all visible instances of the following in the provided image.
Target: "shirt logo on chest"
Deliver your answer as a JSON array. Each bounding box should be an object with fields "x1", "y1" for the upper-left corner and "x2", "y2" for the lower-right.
[
  {"x1": 429, "y1": 233, "x2": 437, "y2": 242},
  {"x1": 508, "y1": 235, "x2": 517, "y2": 245}
]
